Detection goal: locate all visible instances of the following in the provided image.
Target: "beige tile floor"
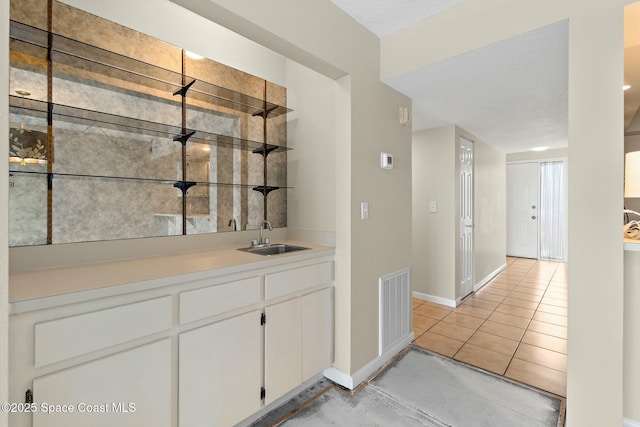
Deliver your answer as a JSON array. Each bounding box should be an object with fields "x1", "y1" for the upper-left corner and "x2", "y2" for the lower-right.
[{"x1": 412, "y1": 257, "x2": 568, "y2": 397}]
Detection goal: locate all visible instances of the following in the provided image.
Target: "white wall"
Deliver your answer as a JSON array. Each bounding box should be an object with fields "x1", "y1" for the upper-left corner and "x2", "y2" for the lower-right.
[
  {"x1": 412, "y1": 126, "x2": 457, "y2": 301},
  {"x1": 285, "y1": 59, "x2": 336, "y2": 246},
  {"x1": 380, "y1": 1, "x2": 569, "y2": 83},
  {"x1": 6, "y1": 0, "x2": 412, "y2": 381},
  {"x1": 625, "y1": 250, "x2": 640, "y2": 423},
  {"x1": 625, "y1": 113, "x2": 640, "y2": 423},
  {"x1": 470, "y1": 131, "x2": 507, "y2": 287},
  {"x1": 412, "y1": 125, "x2": 506, "y2": 304},
  {"x1": 0, "y1": 0, "x2": 9, "y2": 423},
  {"x1": 347, "y1": 76, "x2": 412, "y2": 371},
  {"x1": 568, "y1": 5, "x2": 624, "y2": 425},
  {"x1": 170, "y1": 0, "x2": 413, "y2": 376},
  {"x1": 384, "y1": 3, "x2": 626, "y2": 424},
  {"x1": 333, "y1": 75, "x2": 352, "y2": 374},
  {"x1": 61, "y1": 0, "x2": 286, "y2": 86}
]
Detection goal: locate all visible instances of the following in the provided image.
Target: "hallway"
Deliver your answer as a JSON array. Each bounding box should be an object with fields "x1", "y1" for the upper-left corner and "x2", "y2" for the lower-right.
[{"x1": 412, "y1": 257, "x2": 567, "y2": 397}]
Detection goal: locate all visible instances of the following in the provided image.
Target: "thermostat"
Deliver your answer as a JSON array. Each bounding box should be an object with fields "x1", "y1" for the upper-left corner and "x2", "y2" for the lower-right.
[{"x1": 381, "y1": 152, "x2": 393, "y2": 170}]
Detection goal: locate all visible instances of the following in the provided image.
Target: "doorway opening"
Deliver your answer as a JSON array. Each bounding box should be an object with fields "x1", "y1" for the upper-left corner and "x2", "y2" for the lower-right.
[{"x1": 507, "y1": 160, "x2": 567, "y2": 261}]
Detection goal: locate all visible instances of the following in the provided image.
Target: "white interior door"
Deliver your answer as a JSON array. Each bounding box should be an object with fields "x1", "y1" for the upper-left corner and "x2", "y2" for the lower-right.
[
  {"x1": 459, "y1": 137, "x2": 474, "y2": 298},
  {"x1": 507, "y1": 162, "x2": 539, "y2": 258}
]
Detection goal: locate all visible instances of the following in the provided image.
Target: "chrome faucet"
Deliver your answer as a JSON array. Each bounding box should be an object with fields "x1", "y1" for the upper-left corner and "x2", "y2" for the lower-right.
[
  {"x1": 228, "y1": 218, "x2": 237, "y2": 231},
  {"x1": 258, "y1": 220, "x2": 272, "y2": 246}
]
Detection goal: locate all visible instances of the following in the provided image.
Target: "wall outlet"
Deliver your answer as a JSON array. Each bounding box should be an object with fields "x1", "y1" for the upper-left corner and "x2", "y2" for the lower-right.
[
  {"x1": 361, "y1": 202, "x2": 369, "y2": 219},
  {"x1": 429, "y1": 201, "x2": 437, "y2": 213}
]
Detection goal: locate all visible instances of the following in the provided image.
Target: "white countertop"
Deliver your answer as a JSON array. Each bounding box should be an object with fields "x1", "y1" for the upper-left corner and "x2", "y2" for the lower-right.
[
  {"x1": 9, "y1": 241, "x2": 334, "y2": 304},
  {"x1": 625, "y1": 238, "x2": 640, "y2": 252}
]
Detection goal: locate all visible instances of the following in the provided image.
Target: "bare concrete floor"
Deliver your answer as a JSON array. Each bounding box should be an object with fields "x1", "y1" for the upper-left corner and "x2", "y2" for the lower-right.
[{"x1": 258, "y1": 348, "x2": 564, "y2": 427}]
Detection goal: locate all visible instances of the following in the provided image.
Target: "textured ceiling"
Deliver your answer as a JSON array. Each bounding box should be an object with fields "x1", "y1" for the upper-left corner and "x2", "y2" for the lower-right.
[
  {"x1": 384, "y1": 20, "x2": 569, "y2": 153},
  {"x1": 330, "y1": 1, "x2": 640, "y2": 151},
  {"x1": 330, "y1": 0, "x2": 570, "y2": 153},
  {"x1": 330, "y1": 0, "x2": 464, "y2": 37}
]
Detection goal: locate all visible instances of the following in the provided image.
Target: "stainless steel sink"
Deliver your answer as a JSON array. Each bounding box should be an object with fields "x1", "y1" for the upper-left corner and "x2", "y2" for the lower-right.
[{"x1": 238, "y1": 243, "x2": 309, "y2": 256}]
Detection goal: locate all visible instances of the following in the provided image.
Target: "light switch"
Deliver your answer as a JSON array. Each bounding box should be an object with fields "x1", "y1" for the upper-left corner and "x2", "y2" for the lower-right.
[
  {"x1": 361, "y1": 202, "x2": 369, "y2": 219},
  {"x1": 429, "y1": 201, "x2": 437, "y2": 213},
  {"x1": 380, "y1": 152, "x2": 393, "y2": 169}
]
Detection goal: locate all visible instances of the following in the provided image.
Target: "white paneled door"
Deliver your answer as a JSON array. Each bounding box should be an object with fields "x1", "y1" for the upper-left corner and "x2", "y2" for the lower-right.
[
  {"x1": 459, "y1": 137, "x2": 474, "y2": 299},
  {"x1": 507, "y1": 162, "x2": 539, "y2": 258}
]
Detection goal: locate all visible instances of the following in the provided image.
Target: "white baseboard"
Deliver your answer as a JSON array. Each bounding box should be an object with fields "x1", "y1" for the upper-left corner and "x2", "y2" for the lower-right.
[
  {"x1": 624, "y1": 418, "x2": 640, "y2": 427},
  {"x1": 412, "y1": 263, "x2": 506, "y2": 307},
  {"x1": 412, "y1": 291, "x2": 458, "y2": 308},
  {"x1": 324, "y1": 333, "x2": 413, "y2": 390},
  {"x1": 474, "y1": 263, "x2": 507, "y2": 292}
]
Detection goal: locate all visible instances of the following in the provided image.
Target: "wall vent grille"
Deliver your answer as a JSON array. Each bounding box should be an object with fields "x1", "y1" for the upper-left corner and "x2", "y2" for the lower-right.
[{"x1": 379, "y1": 268, "x2": 411, "y2": 356}]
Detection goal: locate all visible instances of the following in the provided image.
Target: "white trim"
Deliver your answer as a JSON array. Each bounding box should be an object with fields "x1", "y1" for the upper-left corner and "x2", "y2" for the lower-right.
[
  {"x1": 412, "y1": 291, "x2": 457, "y2": 308},
  {"x1": 506, "y1": 156, "x2": 568, "y2": 165},
  {"x1": 474, "y1": 263, "x2": 507, "y2": 292},
  {"x1": 323, "y1": 333, "x2": 413, "y2": 390},
  {"x1": 623, "y1": 418, "x2": 640, "y2": 427}
]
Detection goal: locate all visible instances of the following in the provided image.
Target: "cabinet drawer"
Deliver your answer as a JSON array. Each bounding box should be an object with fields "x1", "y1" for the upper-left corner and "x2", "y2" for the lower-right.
[
  {"x1": 35, "y1": 296, "x2": 172, "y2": 368},
  {"x1": 179, "y1": 276, "x2": 261, "y2": 324},
  {"x1": 265, "y1": 262, "x2": 333, "y2": 300}
]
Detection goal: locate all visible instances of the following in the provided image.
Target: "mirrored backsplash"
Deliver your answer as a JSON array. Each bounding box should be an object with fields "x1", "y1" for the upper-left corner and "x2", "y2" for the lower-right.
[{"x1": 8, "y1": 0, "x2": 289, "y2": 247}]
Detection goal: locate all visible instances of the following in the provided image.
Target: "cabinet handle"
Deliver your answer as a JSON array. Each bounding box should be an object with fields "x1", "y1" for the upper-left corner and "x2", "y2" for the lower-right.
[{"x1": 532, "y1": 216, "x2": 537, "y2": 220}]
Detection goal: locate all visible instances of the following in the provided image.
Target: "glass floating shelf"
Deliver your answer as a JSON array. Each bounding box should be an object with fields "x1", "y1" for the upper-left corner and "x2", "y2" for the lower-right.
[
  {"x1": 10, "y1": 20, "x2": 292, "y2": 118},
  {"x1": 187, "y1": 80, "x2": 291, "y2": 117},
  {"x1": 9, "y1": 96, "x2": 291, "y2": 153},
  {"x1": 8, "y1": 9, "x2": 290, "y2": 246},
  {"x1": 8, "y1": 170, "x2": 288, "y2": 191}
]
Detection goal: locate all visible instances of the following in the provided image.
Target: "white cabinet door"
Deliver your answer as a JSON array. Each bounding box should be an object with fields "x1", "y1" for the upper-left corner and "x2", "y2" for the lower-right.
[
  {"x1": 302, "y1": 288, "x2": 333, "y2": 381},
  {"x1": 264, "y1": 298, "x2": 302, "y2": 405},
  {"x1": 179, "y1": 310, "x2": 261, "y2": 427},
  {"x1": 32, "y1": 339, "x2": 171, "y2": 427}
]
